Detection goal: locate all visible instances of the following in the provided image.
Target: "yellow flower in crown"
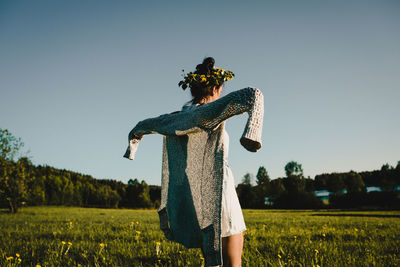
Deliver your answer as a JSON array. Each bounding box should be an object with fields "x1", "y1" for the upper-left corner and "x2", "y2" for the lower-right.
[{"x1": 179, "y1": 67, "x2": 235, "y2": 90}]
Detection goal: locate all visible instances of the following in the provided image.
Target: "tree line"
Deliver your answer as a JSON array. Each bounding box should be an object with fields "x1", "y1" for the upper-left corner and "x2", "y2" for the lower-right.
[
  {"x1": 0, "y1": 156, "x2": 161, "y2": 213},
  {"x1": 0, "y1": 128, "x2": 160, "y2": 213},
  {"x1": 1, "y1": 128, "x2": 400, "y2": 213},
  {"x1": 236, "y1": 161, "x2": 400, "y2": 209}
]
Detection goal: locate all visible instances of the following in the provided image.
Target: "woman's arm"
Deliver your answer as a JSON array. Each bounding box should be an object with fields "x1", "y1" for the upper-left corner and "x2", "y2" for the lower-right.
[
  {"x1": 124, "y1": 87, "x2": 264, "y2": 159},
  {"x1": 194, "y1": 87, "x2": 264, "y2": 152}
]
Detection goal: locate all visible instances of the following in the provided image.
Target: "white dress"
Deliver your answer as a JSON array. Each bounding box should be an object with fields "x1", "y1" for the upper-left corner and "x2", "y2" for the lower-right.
[
  {"x1": 220, "y1": 129, "x2": 247, "y2": 237},
  {"x1": 181, "y1": 102, "x2": 246, "y2": 237}
]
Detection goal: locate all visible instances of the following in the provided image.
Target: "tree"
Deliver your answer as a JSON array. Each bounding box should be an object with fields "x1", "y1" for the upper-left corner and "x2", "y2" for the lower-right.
[
  {"x1": 253, "y1": 166, "x2": 271, "y2": 208},
  {"x1": 379, "y1": 164, "x2": 397, "y2": 192},
  {"x1": 256, "y1": 166, "x2": 270, "y2": 186},
  {"x1": 0, "y1": 128, "x2": 25, "y2": 161},
  {"x1": 0, "y1": 158, "x2": 30, "y2": 213},
  {"x1": 327, "y1": 173, "x2": 346, "y2": 194},
  {"x1": 124, "y1": 179, "x2": 152, "y2": 208},
  {"x1": 344, "y1": 171, "x2": 365, "y2": 194},
  {"x1": 269, "y1": 178, "x2": 286, "y2": 197},
  {"x1": 236, "y1": 183, "x2": 256, "y2": 209},
  {"x1": 284, "y1": 161, "x2": 303, "y2": 177},
  {"x1": 283, "y1": 175, "x2": 306, "y2": 194},
  {"x1": 241, "y1": 173, "x2": 253, "y2": 186}
]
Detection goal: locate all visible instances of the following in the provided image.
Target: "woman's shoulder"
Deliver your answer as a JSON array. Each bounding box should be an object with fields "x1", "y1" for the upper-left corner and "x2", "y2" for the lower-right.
[{"x1": 181, "y1": 101, "x2": 200, "y2": 111}]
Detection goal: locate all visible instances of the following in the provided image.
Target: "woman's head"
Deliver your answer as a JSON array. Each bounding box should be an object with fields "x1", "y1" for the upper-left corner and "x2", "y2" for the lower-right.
[
  {"x1": 191, "y1": 57, "x2": 221, "y2": 104},
  {"x1": 179, "y1": 57, "x2": 234, "y2": 104}
]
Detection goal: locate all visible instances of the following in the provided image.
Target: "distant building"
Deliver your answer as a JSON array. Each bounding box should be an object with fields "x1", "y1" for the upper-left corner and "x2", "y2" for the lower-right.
[
  {"x1": 314, "y1": 190, "x2": 332, "y2": 205},
  {"x1": 264, "y1": 196, "x2": 275, "y2": 206},
  {"x1": 366, "y1": 186, "x2": 382, "y2": 193}
]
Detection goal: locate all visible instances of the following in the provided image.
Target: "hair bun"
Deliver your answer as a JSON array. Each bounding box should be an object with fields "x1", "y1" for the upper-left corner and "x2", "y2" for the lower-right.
[{"x1": 195, "y1": 57, "x2": 215, "y2": 75}]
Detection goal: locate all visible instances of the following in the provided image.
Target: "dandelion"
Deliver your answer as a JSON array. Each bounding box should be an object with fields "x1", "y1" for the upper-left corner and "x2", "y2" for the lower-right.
[
  {"x1": 179, "y1": 250, "x2": 182, "y2": 254},
  {"x1": 317, "y1": 265, "x2": 320, "y2": 267},
  {"x1": 16, "y1": 253, "x2": 20, "y2": 257},
  {"x1": 68, "y1": 242, "x2": 72, "y2": 246},
  {"x1": 314, "y1": 249, "x2": 319, "y2": 254},
  {"x1": 99, "y1": 243, "x2": 106, "y2": 255},
  {"x1": 354, "y1": 228, "x2": 359, "y2": 232},
  {"x1": 322, "y1": 233, "x2": 326, "y2": 237},
  {"x1": 6, "y1": 256, "x2": 13, "y2": 261},
  {"x1": 200, "y1": 257, "x2": 205, "y2": 261},
  {"x1": 60, "y1": 241, "x2": 66, "y2": 255},
  {"x1": 136, "y1": 230, "x2": 141, "y2": 235},
  {"x1": 36, "y1": 265, "x2": 41, "y2": 267},
  {"x1": 278, "y1": 254, "x2": 282, "y2": 259},
  {"x1": 18, "y1": 258, "x2": 22, "y2": 263},
  {"x1": 156, "y1": 241, "x2": 161, "y2": 256},
  {"x1": 136, "y1": 221, "x2": 139, "y2": 225},
  {"x1": 293, "y1": 235, "x2": 297, "y2": 239}
]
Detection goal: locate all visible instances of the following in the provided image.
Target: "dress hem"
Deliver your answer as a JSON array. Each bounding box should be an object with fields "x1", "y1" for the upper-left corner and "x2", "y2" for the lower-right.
[{"x1": 221, "y1": 227, "x2": 247, "y2": 238}]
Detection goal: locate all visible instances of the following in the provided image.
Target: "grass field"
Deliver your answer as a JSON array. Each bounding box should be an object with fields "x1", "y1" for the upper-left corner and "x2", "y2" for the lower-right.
[{"x1": 0, "y1": 207, "x2": 399, "y2": 266}]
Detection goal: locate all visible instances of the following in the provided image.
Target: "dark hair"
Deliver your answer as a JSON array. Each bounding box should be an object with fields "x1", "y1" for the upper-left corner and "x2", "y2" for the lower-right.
[{"x1": 190, "y1": 57, "x2": 222, "y2": 104}]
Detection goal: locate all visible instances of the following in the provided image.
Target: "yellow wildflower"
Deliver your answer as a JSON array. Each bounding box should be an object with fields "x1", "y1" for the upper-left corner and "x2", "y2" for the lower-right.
[
  {"x1": 68, "y1": 242, "x2": 72, "y2": 246},
  {"x1": 136, "y1": 221, "x2": 139, "y2": 224},
  {"x1": 36, "y1": 265, "x2": 41, "y2": 267},
  {"x1": 62, "y1": 241, "x2": 66, "y2": 245},
  {"x1": 322, "y1": 233, "x2": 326, "y2": 237},
  {"x1": 354, "y1": 228, "x2": 358, "y2": 232},
  {"x1": 16, "y1": 253, "x2": 20, "y2": 257},
  {"x1": 18, "y1": 258, "x2": 22, "y2": 262},
  {"x1": 179, "y1": 251, "x2": 182, "y2": 254},
  {"x1": 314, "y1": 249, "x2": 319, "y2": 254},
  {"x1": 99, "y1": 243, "x2": 105, "y2": 248},
  {"x1": 6, "y1": 256, "x2": 13, "y2": 261},
  {"x1": 278, "y1": 254, "x2": 281, "y2": 259},
  {"x1": 156, "y1": 241, "x2": 161, "y2": 246},
  {"x1": 200, "y1": 257, "x2": 205, "y2": 261},
  {"x1": 136, "y1": 230, "x2": 141, "y2": 235}
]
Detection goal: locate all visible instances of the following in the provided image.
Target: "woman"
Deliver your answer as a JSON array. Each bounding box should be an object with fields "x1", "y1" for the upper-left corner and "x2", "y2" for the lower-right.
[
  {"x1": 182, "y1": 57, "x2": 246, "y2": 267},
  {"x1": 124, "y1": 57, "x2": 264, "y2": 266}
]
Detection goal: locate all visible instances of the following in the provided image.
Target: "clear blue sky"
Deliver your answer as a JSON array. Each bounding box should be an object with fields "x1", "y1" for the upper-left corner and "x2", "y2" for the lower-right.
[{"x1": 1, "y1": 0, "x2": 399, "y2": 186}]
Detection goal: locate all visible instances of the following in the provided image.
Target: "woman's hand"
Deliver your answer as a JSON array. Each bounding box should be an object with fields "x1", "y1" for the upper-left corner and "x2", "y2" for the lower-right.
[{"x1": 128, "y1": 130, "x2": 142, "y2": 141}]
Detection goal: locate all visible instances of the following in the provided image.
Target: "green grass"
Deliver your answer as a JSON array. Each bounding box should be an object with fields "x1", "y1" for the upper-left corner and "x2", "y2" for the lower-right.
[{"x1": 1, "y1": 207, "x2": 399, "y2": 266}]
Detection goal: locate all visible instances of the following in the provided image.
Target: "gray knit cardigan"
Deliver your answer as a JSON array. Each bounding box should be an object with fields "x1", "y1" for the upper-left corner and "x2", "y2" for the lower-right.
[{"x1": 124, "y1": 87, "x2": 264, "y2": 266}]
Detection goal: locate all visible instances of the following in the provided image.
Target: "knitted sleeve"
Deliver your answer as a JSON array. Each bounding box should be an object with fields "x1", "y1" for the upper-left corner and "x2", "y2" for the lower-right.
[
  {"x1": 123, "y1": 87, "x2": 264, "y2": 159},
  {"x1": 194, "y1": 87, "x2": 264, "y2": 152}
]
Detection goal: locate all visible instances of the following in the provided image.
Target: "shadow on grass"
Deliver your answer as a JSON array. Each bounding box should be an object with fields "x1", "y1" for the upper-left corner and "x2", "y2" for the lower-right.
[{"x1": 310, "y1": 213, "x2": 400, "y2": 218}]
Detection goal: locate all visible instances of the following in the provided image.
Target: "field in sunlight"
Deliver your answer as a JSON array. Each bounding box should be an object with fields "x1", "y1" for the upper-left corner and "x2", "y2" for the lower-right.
[{"x1": 1, "y1": 207, "x2": 399, "y2": 266}]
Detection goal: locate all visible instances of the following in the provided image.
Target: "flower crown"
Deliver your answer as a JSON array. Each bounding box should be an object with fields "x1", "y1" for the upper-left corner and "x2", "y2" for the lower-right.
[{"x1": 178, "y1": 67, "x2": 235, "y2": 90}]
